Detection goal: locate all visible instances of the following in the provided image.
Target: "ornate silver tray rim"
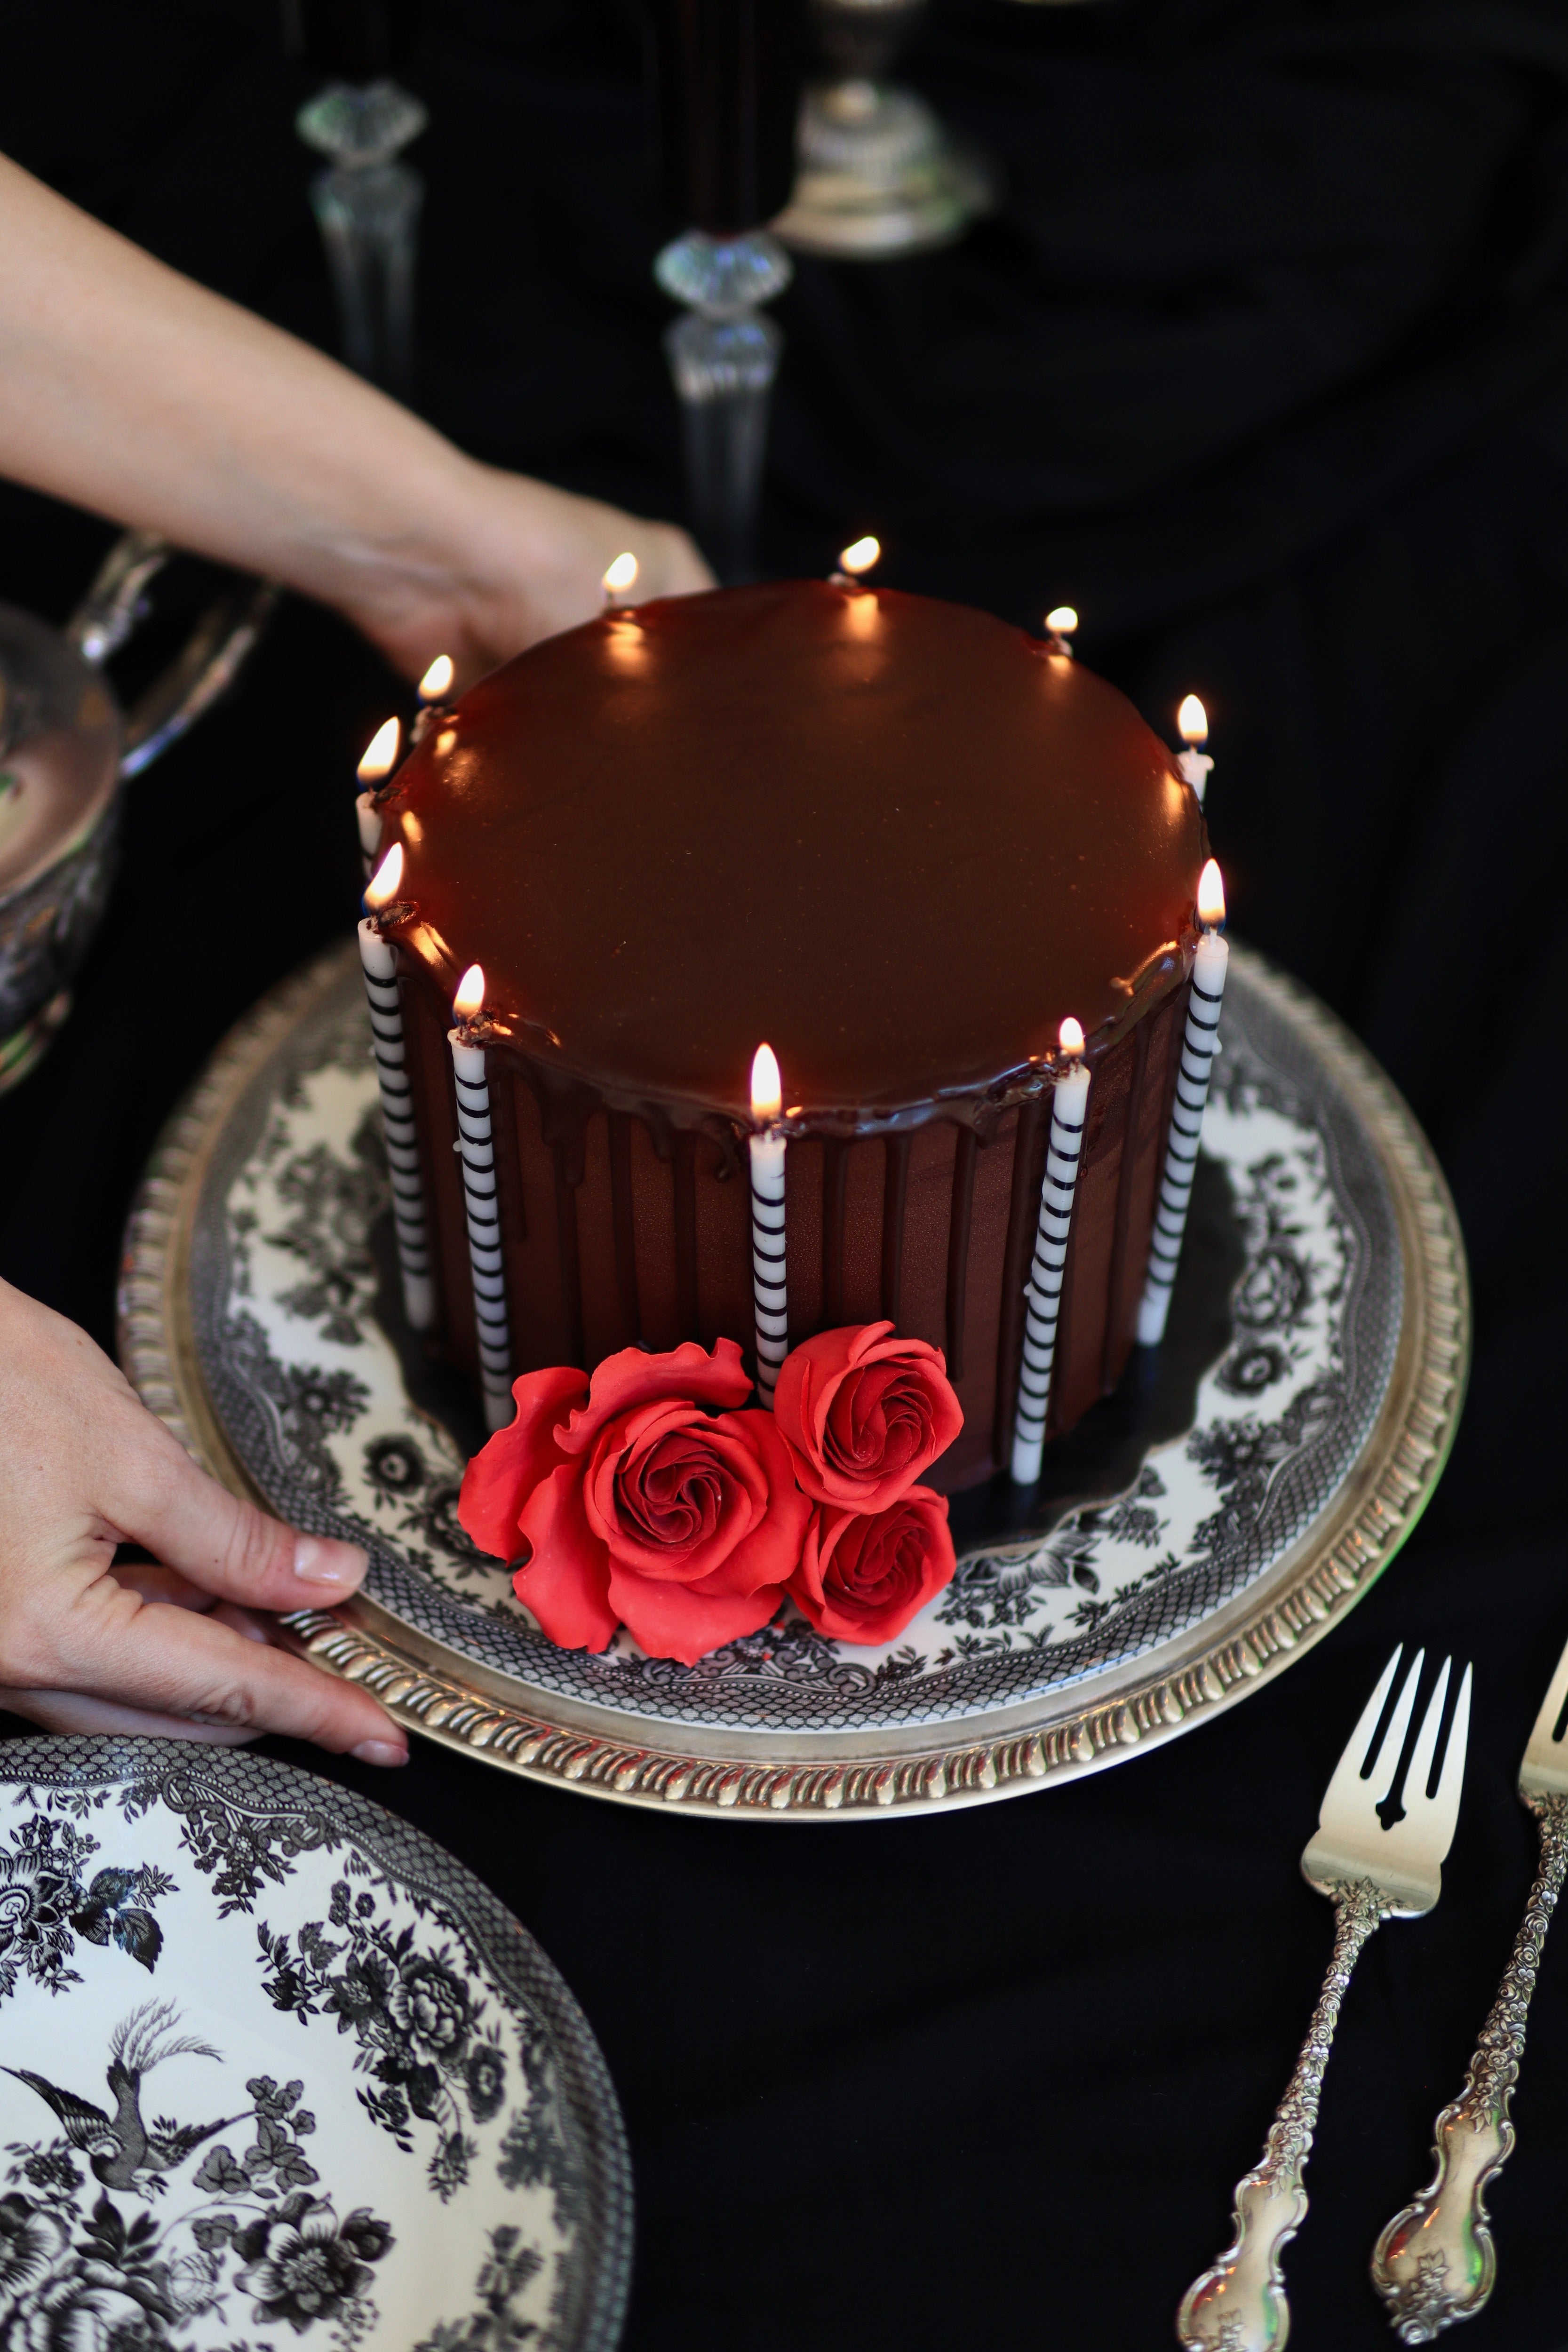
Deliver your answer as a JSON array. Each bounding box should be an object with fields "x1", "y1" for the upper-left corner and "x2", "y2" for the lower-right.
[{"x1": 119, "y1": 944, "x2": 1469, "y2": 1820}]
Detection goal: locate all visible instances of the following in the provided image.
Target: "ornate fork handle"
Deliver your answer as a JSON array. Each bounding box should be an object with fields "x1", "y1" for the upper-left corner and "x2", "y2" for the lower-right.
[
  {"x1": 1371, "y1": 1792, "x2": 1568, "y2": 2343},
  {"x1": 1177, "y1": 1879, "x2": 1387, "y2": 2352}
]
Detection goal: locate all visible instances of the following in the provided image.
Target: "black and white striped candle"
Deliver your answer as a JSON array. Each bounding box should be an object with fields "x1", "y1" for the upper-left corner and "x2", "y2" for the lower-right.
[
  {"x1": 1175, "y1": 694, "x2": 1213, "y2": 807},
  {"x1": 358, "y1": 842, "x2": 434, "y2": 1334},
  {"x1": 355, "y1": 716, "x2": 401, "y2": 874},
  {"x1": 748, "y1": 1042, "x2": 788, "y2": 1405},
  {"x1": 1011, "y1": 1019, "x2": 1092, "y2": 1486},
  {"x1": 449, "y1": 963, "x2": 514, "y2": 1430},
  {"x1": 1137, "y1": 860, "x2": 1230, "y2": 1347}
]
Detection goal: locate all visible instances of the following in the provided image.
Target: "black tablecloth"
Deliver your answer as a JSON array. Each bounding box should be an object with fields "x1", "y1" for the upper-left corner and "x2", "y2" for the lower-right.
[{"x1": 3, "y1": 5, "x2": 1568, "y2": 2344}]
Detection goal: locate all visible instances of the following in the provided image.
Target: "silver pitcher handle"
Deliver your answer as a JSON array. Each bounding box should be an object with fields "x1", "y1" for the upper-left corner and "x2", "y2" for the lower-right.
[{"x1": 66, "y1": 528, "x2": 277, "y2": 776}]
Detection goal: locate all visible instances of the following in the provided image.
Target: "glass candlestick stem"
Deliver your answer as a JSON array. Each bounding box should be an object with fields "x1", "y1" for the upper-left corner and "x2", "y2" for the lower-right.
[
  {"x1": 656, "y1": 230, "x2": 793, "y2": 585},
  {"x1": 297, "y1": 78, "x2": 428, "y2": 393}
]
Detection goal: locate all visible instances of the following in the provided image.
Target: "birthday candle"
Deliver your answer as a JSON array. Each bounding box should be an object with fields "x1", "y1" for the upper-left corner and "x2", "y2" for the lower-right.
[
  {"x1": 1137, "y1": 860, "x2": 1230, "y2": 1347},
  {"x1": 603, "y1": 551, "x2": 639, "y2": 606},
  {"x1": 1011, "y1": 1019, "x2": 1092, "y2": 1485},
  {"x1": 1176, "y1": 695, "x2": 1214, "y2": 806},
  {"x1": 448, "y1": 964, "x2": 514, "y2": 1430},
  {"x1": 354, "y1": 715, "x2": 400, "y2": 874},
  {"x1": 830, "y1": 535, "x2": 880, "y2": 588},
  {"x1": 359, "y1": 843, "x2": 433, "y2": 1332},
  {"x1": 748, "y1": 1042, "x2": 788, "y2": 1406}
]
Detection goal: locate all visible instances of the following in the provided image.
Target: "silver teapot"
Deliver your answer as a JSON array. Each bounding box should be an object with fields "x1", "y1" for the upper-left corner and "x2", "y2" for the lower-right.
[{"x1": 0, "y1": 532, "x2": 272, "y2": 1089}]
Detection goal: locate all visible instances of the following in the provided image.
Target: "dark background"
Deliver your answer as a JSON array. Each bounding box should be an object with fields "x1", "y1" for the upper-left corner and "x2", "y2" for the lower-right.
[{"x1": 1, "y1": 1, "x2": 1567, "y2": 2343}]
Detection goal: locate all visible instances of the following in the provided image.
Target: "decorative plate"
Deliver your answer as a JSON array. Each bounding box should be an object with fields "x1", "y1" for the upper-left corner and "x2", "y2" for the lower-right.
[
  {"x1": 0, "y1": 1737, "x2": 630, "y2": 2349},
  {"x1": 119, "y1": 942, "x2": 1467, "y2": 1819}
]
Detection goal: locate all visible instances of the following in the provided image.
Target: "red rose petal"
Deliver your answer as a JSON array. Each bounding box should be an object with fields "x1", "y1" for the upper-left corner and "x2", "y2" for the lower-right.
[
  {"x1": 459, "y1": 1364, "x2": 589, "y2": 1559},
  {"x1": 607, "y1": 1561, "x2": 785, "y2": 1668},
  {"x1": 510, "y1": 1462, "x2": 619, "y2": 1651},
  {"x1": 556, "y1": 1336, "x2": 750, "y2": 1457}
]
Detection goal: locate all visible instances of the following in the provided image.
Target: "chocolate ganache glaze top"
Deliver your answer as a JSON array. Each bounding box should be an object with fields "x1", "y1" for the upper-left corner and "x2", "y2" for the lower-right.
[{"x1": 379, "y1": 580, "x2": 1205, "y2": 1132}]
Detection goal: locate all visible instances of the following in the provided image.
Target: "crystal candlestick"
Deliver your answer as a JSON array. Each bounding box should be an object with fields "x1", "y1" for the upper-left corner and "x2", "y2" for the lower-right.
[
  {"x1": 296, "y1": 78, "x2": 428, "y2": 392},
  {"x1": 656, "y1": 230, "x2": 794, "y2": 585}
]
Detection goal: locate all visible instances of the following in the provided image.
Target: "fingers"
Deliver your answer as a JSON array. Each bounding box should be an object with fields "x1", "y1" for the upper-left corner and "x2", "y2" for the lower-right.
[
  {"x1": 0, "y1": 1687, "x2": 262, "y2": 1744},
  {"x1": 36, "y1": 1575, "x2": 407, "y2": 1763},
  {"x1": 109, "y1": 1425, "x2": 368, "y2": 1613}
]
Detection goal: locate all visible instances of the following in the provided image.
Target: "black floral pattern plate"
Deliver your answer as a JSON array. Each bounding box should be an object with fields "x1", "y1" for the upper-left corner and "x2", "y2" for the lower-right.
[
  {"x1": 119, "y1": 944, "x2": 1467, "y2": 1817},
  {"x1": 0, "y1": 1739, "x2": 631, "y2": 2346}
]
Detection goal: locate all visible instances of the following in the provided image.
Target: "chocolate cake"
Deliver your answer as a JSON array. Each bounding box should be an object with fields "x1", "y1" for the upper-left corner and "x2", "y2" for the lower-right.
[{"x1": 368, "y1": 579, "x2": 1206, "y2": 1492}]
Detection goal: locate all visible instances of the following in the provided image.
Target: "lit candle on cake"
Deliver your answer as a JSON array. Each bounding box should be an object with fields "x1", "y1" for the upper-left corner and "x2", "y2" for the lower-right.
[
  {"x1": 449, "y1": 962, "x2": 514, "y2": 1430},
  {"x1": 1176, "y1": 695, "x2": 1214, "y2": 807},
  {"x1": 749, "y1": 1042, "x2": 788, "y2": 1406},
  {"x1": 419, "y1": 653, "x2": 454, "y2": 703},
  {"x1": 603, "y1": 551, "x2": 639, "y2": 607},
  {"x1": 354, "y1": 715, "x2": 401, "y2": 872},
  {"x1": 1137, "y1": 859, "x2": 1230, "y2": 1347},
  {"x1": 359, "y1": 842, "x2": 434, "y2": 1333},
  {"x1": 832, "y1": 535, "x2": 881, "y2": 588},
  {"x1": 1044, "y1": 606, "x2": 1078, "y2": 657},
  {"x1": 1011, "y1": 1018, "x2": 1092, "y2": 1486}
]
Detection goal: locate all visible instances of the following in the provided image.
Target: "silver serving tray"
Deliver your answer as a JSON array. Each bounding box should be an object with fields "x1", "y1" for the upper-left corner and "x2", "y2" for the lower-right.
[{"x1": 119, "y1": 942, "x2": 1467, "y2": 1819}]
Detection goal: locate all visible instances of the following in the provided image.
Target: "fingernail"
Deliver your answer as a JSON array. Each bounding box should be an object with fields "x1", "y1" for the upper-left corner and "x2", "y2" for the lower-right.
[
  {"x1": 350, "y1": 1739, "x2": 408, "y2": 1768},
  {"x1": 294, "y1": 1537, "x2": 361, "y2": 1586}
]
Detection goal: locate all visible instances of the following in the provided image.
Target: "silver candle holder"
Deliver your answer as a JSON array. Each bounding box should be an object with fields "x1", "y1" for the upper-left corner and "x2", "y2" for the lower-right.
[{"x1": 775, "y1": 0, "x2": 993, "y2": 259}]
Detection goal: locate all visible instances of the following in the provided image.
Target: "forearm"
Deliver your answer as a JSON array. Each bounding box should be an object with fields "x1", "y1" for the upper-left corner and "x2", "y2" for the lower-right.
[
  {"x1": 0, "y1": 153, "x2": 710, "y2": 677},
  {"x1": 0, "y1": 153, "x2": 478, "y2": 614}
]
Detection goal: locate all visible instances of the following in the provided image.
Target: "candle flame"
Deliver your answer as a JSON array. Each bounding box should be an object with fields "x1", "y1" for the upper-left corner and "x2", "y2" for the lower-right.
[
  {"x1": 839, "y1": 535, "x2": 881, "y2": 576},
  {"x1": 603, "y1": 551, "x2": 639, "y2": 598},
  {"x1": 357, "y1": 716, "x2": 401, "y2": 784},
  {"x1": 1059, "y1": 1016, "x2": 1085, "y2": 1057},
  {"x1": 365, "y1": 841, "x2": 403, "y2": 910},
  {"x1": 1178, "y1": 694, "x2": 1209, "y2": 746},
  {"x1": 1045, "y1": 605, "x2": 1078, "y2": 636},
  {"x1": 750, "y1": 1042, "x2": 782, "y2": 1124},
  {"x1": 1197, "y1": 858, "x2": 1226, "y2": 929},
  {"x1": 418, "y1": 654, "x2": 455, "y2": 703},
  {"x1": 453, "y1": 963, "x2": 486, "y2": 1021}
]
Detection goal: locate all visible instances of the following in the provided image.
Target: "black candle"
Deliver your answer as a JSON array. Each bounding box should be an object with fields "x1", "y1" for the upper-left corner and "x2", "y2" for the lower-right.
[{"x1": 643, "y1": 0, "x2": 807, "y2": 234}]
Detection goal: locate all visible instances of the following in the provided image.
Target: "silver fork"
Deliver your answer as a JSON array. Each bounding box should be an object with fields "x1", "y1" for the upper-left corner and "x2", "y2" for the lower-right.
[
  {"x1": 1371, "y1": 1631, "x2": 1568, "y2": 2340},
  {"x1": 1177, "y1": 1646, "x2": 1472, "y2": 2352}
]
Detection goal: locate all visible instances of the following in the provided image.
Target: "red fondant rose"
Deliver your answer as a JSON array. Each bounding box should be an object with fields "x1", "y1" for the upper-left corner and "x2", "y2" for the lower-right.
[
  {"x1": 788, "y1": 1488, "x2": 956, "y2": 1645},
  {"x1": 458, "y1": 1339, "x2": 810, "y2": 1666},
  {"x1": 774, "y1": 1321, "x2": 963, "y2": 1511}
]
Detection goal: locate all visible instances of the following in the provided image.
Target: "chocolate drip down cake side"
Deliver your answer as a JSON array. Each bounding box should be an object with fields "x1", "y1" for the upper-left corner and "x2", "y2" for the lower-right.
[{"x1": 363, "y1": 579, "x2": 1209, "y2": 1495}]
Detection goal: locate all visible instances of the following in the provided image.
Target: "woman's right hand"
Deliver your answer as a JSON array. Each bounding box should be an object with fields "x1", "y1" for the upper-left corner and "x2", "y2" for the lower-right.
[{"x1": 0, "y1": 1278, "x2": 407, "y2": 1762}]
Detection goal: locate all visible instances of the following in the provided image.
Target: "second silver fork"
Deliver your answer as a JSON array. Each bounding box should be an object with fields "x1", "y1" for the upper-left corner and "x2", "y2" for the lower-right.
[{"x1": 1177, "y1": 1646, "x2": 1472, "y2": 2352}]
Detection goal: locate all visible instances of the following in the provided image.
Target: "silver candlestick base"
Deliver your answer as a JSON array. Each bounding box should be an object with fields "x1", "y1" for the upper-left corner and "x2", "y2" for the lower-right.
[
  {"x1": 656, "y1": 230, "x2": 794, "y2": 584},
  {"x1": 297, "y1": 78, "x2": 427, "y2": 392},
  {"x1": 774, "y1": 76, "x2": 993, "y2": 257}
]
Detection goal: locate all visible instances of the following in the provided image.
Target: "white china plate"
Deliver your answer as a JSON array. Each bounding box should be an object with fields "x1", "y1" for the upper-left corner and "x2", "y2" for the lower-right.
[{"x1": 0, "y1": 1738, "x2": 631, "y2": 2343}]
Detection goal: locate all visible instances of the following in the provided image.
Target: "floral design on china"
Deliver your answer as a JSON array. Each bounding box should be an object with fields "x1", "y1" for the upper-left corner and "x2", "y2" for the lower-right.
[
  {"x1": 457, "y1": 1325, "x2": 963, "y2": 1665},
  {"x1": 0, "y1": 1744, "x2": 631, "y2": 2350},
  {"x1": 0, "y1": 1810, "x2": 174, "y2": 2000},
  {"x1": 181, "y1": 946, "x2": 1409, "y2": 1734},
  {"x1": 255, "y1": 1891, "x2": 512, "y2": 2203}
]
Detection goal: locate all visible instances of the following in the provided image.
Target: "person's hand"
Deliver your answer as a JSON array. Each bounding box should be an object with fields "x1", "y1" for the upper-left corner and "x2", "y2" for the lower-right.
[
  {"x1": 336, "y1": 463, "x2": 715, "y2": 690},
  {"x1": 0, "y1": 1279, "x2": 407, "y2": 1761}
]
